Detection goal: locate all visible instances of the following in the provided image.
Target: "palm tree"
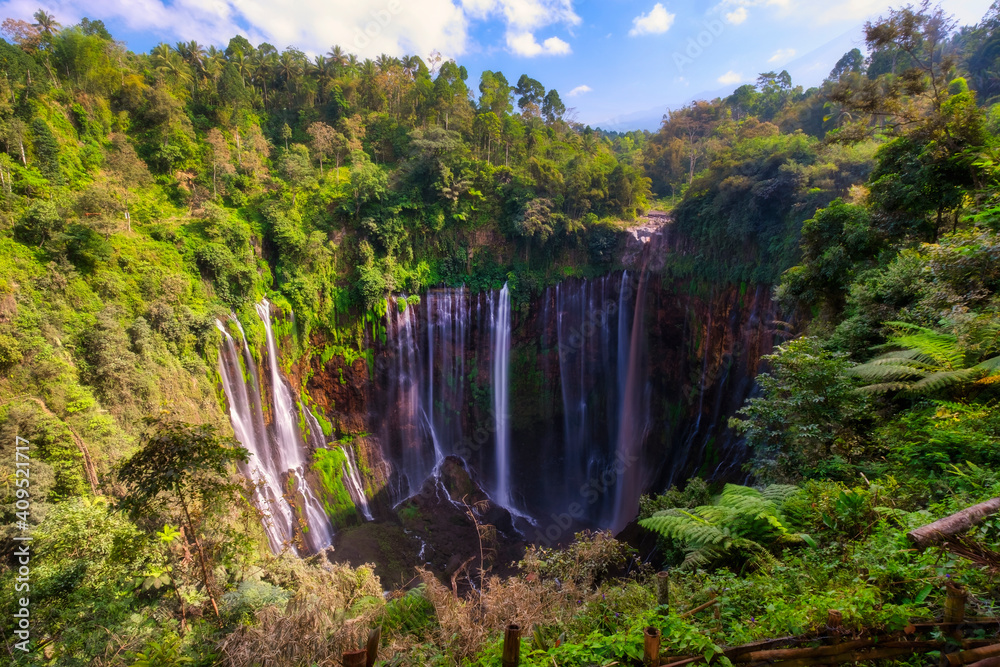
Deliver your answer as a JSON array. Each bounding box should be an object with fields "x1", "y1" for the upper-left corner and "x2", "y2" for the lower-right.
[
  {"x1": 151, "y1": 43, "x2": 172, "y2": 66},
  {"x1": 375, "y1": 53, "x2": 396, "y2": 73},
  {"x1": 345, "y1": 54, "x2": 360, "y2": 79},
  {"x1": 32, "y1": 10, "x2": 60, "y2": 40},
  {"x1": 231, "y1": 49, "x2": 250, "y2": 86},
  {"x1": 300, "y1": 76, "x2": 319, "y2": 108},
  {"x1": 32, "y1": 10, "x2": 60, "y2": 86},
  {"x1": 401, "y1": 55, "x2": 421, "y2": 80},
  {"x1": 154, "y1": 51, "x2": 193, "y2": 90},
  {"x1": 327, "y1": 45, "x2": 347, "y2": 75},
  {"x1": 184, "y1": 40, "x2": 206, "y2": 74},
  {"x1": 277, "y1": 51, "x2": 303, "y2": 99},
  {"x1": 203, "y1": 46, "x2": 226, "y2": 94},
  {"x1": 311, "y1": 55, "x2": 333, "y2": 104},
  {"x1": 359, "y1": 59, "x2": 383, "y2": 110},
  {"x1": 250, "y1": 50, "x2": 277, "y2": 108}
]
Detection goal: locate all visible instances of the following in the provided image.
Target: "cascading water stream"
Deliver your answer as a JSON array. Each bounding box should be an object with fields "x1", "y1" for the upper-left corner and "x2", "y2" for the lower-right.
[
  {"x1": 491, "y1": 282, "x2": 512, "y2": 507},
  {"x1": 612, "y1": 263, "x2": 652, "y2": 533},
  {"x1": 254, "y1": 299, "x2": 333, "y2": 552},
  {"x1": 342, "y1": 446, "x2": 374, "y2": 521},
  {"x1": 301, "y1": 398, "x2": 374, "y2": 524},
  {"x1": 216, "y1": 320, "x2": 298, "y2": 554},
  {"x1": 385, "y1": 298, "x2": 444, "y2": 499}
]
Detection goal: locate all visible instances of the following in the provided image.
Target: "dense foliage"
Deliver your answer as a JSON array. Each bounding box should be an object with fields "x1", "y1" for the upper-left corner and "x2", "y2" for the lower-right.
[{"x1": 3, "y1": 1, "x2": 1000, "y2": 665}]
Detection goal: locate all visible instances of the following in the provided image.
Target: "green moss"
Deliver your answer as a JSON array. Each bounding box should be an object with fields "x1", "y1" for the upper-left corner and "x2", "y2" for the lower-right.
[{"x1": 312, "y1": 447, "x2": 357, "y2": 525}]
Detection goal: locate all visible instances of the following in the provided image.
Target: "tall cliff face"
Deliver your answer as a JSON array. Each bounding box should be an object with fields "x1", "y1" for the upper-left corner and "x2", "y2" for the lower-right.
[
  {"x1": 217, "y1": 231, "x2": 783, "y2": 559},
  {"x1": 500, "y1": 272, "x2": 779, "y2": 534},
  {"x1": 298, "y1": 233, "x2": 783, "y2": 536}
]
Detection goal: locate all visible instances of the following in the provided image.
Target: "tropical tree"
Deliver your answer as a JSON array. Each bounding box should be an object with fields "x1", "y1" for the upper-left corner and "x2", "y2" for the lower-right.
[
  {"x1": 307, "y1": 121, "x2": 340, "y2": 176},
  {"x1": 515, "y1": 74, "x2": 544, "y2": 117},
  {"x1": 731, "y1": 337, "x2": 875, "y2": 482},
  {"x1": 117, "y1": 417, "x2": 249, "y2": 620},
  {"x1": 542, "y1": 88, "x2": 565, "y2": 123}
]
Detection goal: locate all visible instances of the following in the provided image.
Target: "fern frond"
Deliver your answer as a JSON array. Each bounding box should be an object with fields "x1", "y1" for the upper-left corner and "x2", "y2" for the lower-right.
[
  {"x1": 910, "y1": 369, "x2": 978, "y2": 392},
  {"x1": 639, "y1": 514, "x2": 727, "y2": 548},
  {"x1": 857, "y1": 381, "x2": 921, "y2": 394},
  {"x1": 762, "y1": 484, "x2": 801, "y2": 504},
  {"x1": 721, "y1": 483, "x2": 762, "y2": 496},
  {"x1": 890, "y1": 332, "x2": 963, "y2": 368},
  {"x1": 972, "y1": 355, "x2": 1000, "y2": 373},
  {"x1": 847, "y1": 362, "x2": 927, "y2": 381}
]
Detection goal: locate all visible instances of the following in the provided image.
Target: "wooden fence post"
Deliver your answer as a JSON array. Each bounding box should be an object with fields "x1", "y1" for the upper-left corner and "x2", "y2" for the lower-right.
[
  {"x1": 644, "y1": 626, "x2": 661, "y2": 667},
  {"x1": 828, "y1": 609, "x2": 843, "y2": 645},
  {"x1": 945, "y1": 582, "x2": 968, "y2": 641},
  {"x1": 342, "y1": 650, "x2": 366, "y2": 667},
  {"x1": 656, "y1": 570, "x2": 670, "y2": 613},
  {"x1": 366, "y1": 627, "x2": 381, "y2": 667},
  {"x1": 502, "y1": 622, "x2": 521, "y2": 667}
]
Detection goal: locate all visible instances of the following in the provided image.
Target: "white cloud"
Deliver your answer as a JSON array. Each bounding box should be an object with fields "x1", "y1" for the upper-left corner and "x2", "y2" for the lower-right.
[
  {"x1": 715, "y1": 0, "x2": 792, "y2": 25},
  {"x1": 768, "y1": 47, "x2": 796, "y2": 63},
  {"x1": 462, "y1": 0, "x2": 579, "y2": 56},
  {"x1": 462, "y1": 0, "x2": 580, "y2": 30},
  {"x1": 717, "y1": 70, "x2": 745, "y2": 85},
  {"x1": 628, "y1": 3, "x2": 675, "y2": 36},
  {"x1": 0, "y1": 0, "x2": 582, "y2": 59},
  {"x1": 507, "y1": 31, "x2": 571, "y2": 56},
  {"x1": 568, "y1": 84, "x2": 592, "y2": 96},
  {"x1": 724, "y1": 7, "x2": 748, "y2": 24}
]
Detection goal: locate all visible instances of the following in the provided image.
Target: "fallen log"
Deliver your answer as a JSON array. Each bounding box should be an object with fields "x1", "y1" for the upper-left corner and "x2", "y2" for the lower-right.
[
  {"x1": 946, "y1": 643, "x2": 1000, "y2": 666},
  {"x1": 968, "y1": 658, "x2": 1000, "y2": 667},
  {"x1": 734, "y1": 639, "x2": 874, "y2": 662},
  {"x1": 723, "y1": 637, "x2": 801, "y2": 659},
  {"x1": 908, "y1": 620, "x2": 1000, "y2": 630},
  {"x1": 767, "y1": 646, "x2": 927, "y2": 667},
  {"x1": 679, "y1": 597, "x2": 719, "y2": 619},
  {"x1": 908, "y1": 498, "x2": 1000, "y2": 549}
]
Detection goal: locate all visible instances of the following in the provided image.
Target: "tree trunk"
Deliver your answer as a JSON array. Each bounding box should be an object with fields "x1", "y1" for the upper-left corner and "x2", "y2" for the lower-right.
[
  {"x1": 179, "y1": 494, "x2": 221, "y2": 620},
  {"x1": 908, "y1": 497, "x2": 1000, "y2": 549}
]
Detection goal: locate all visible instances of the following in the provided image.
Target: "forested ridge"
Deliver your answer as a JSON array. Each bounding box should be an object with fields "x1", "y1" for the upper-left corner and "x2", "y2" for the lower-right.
[{"x1": 4, "y1": 1, "x2": 1000, "y2": 665}]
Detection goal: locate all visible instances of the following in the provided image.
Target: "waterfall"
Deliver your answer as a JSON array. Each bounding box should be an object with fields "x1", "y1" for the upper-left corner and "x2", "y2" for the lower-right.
[
  {"x1": 612, "y1": 268, "x2": 652, "y2": 533},
  {"x1": 534, "y1": 274, "x2": 631, "y2": 529},
  {"x1": 491, "y1": 282, "x2": 512, "y2": 507},
  {"x1": 303, "y1": 397, "x2": 373, "y2": 524},
  {"x1": 426, "y1": 289, "x2": 468, "y2": 450},
  {"x1": 219, "y1": 257, "x2": 774, "y2": 549},
  {"x1": 253, "y1": 300, "x2": 334, "y2": 552},
  {"x1": 380, "y1": 285, "x2": 517, "y2": 509},
  {"x1": 342, "y1": 446, "x2": 374, "y2": 521},
  {"x1": 384, "y1": 297, "x2": 443, "y2": 499},
  {"x1": 216, "y1": 321, "x2": 298, "y2": 554}
]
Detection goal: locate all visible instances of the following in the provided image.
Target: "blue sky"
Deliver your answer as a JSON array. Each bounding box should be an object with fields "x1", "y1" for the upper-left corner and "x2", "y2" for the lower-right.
[{"x1": 1, "y1": 0, "x2": 992, "y2": 129}]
